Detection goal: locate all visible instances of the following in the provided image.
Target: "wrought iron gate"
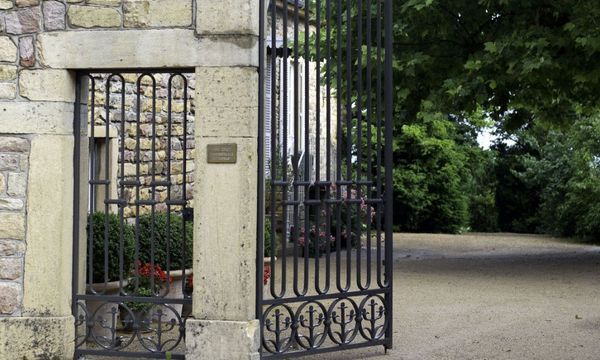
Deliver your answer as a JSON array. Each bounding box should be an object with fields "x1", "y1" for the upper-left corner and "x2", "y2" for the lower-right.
[
  {"x1": 257, "y1": 0, "x2": 393, "y2": 358},
  {"x1": 72, "y1": 70, "x2": 194, "y2": 359}
]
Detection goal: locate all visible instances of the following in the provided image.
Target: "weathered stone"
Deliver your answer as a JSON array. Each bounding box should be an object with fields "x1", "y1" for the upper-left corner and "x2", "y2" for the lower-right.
[
  {"x1": 7, "y1": 173, "x2": 26, "y2": 197},
  {"x1": 19, "y1": 70, "x2": 75, "y2": 102},
  {"x1": 0, "y1": 241, "x2": 25, "y2": 256},
  {"x1": 196, "y1": 0, "x2": 259, "y2": 36},
  {"x1": 0, "y1": 137, "x2": 29, "y2": 153},
  {"x1": 0, "y1": 65, "x2": 17, "y2": 81},
  {"x1": 123, "y1": 0, "x2": 192, "y2": 28},
  {"x1": 18, "y1": 36, "x2": 34, "y2": 67},
  {"x1": 0, "y1": 257, "x2": 22, "y2": 280},
  {"x1": 68, "y1": 5, "x2": 121, "y2": 28},
  {"x1": 16, "y1": 0, "x2": 39, "y2": 6},
  {"x1": 0, "y1": 212, "x2": 25, "y2": 239},
  {"x1": 0, "y1": 198, "x2": 23, "y2": 211},
  {"x1": 0, "y1": 282, "x2": 20, "y2": 314},
  {"x1": 0, "y1": 1, "x2": 13, "y2": 10},
  {"x1": 42, "y1": 1, "x2": 65, "y2": 31},
  {"x1": 0, "y1": 316, "x2": 75, "y2": 358},
  {"x1": 0, "y1": 83, "x2": 16, "y2": 99},
  {"x1": 4, "y1": 7, "x2": 41, "y2": 34},
  {"x1": 88, "y1": 0, "x2": 121, "y2": 5},
  {"x1": 37, "y1": 29, "x2": 258, "y2": 68},
  {"x1": 0, "y1": 37, "x2": 17, "y2": 62},
  {"x1": 0, "y1": 154, "x2": 18, "y2": 171},
  {"x1": 186, "y1": 320, "x2": 260, "y2": 360},
  {"x1": 0, "y1": 102, "x2": 74, "y2": 135},
  {"x1": 0, "y1": 174, "x2": 4, "y2": 193}
]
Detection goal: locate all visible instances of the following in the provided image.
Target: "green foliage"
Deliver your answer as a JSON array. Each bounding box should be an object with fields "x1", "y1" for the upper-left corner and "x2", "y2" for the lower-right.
[
  {"x1": 87, "y1": 212, "x2": 135, "y2": 283},
  {"x1": 137, "y1": 213, "x2": 193, "y2": 270},
  {"x1": 264, "y1": 217, "x2": 272, "y2": 257}
]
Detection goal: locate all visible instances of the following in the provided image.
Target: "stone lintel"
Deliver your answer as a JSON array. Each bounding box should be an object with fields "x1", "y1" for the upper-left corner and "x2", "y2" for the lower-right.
[{"x1": 37, "y1": 29, "x2": 258, "y2": 69}]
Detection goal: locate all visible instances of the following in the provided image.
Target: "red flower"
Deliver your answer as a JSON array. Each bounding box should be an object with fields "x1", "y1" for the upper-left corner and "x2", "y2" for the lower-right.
[{"x1": 263, "y1": 264, "x2": 271, "y2": 285}]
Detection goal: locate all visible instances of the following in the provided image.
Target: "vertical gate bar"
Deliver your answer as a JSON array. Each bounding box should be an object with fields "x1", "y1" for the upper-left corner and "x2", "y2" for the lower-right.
[
  {"x1": 166, "y1": 75, "x2": 173, "y2": 289},
  {"x1": 384, "y1": 0, "x2": 394, "y2": 348},
  {"x1": 335, "y1": 0, "x2": 343, "y2": 293},
  {"x1": 181, "y1": 74, "x2": 189, "y2": 294},
  {"x1": 104, "y1": 77, "x2": 112, "y2": 287},
  {"x1": 269, "y1": 0, "x2": 279, "y2": 299},
  {"x1": 257, "y1": 0, "x2": 266, "y2": 340},
  {"x1": 134, "y1": 75, "x2": 142, "y2": 292},
  {"x1": 324, "y1": 0, "x2": 332, "y2": 295},
  {"x1": 314, "y1": 0, "x2": 322, "y2": 293},
  {"x1": 375, "y1": 0, "x2": 384, "y2": 289},
  {"x1": 344, "y1": 0, "x2": 353, "y2": 292},
  {"x1": 147, "y1": 74, "x2": 157, "y2": 294},
  {"x1": 72, "y1": 73, "x2": 82, "y2": 314},
  {"x1": 365, "y1": 0, "x2": 373, "y2": 290},
  {"x1": 280, "y1": 0, "x2": 289, "y2": 299},
  {"x1": 88, "y1": 76, "x2": 97, "y2": 291},
  {"x1": 117, "y1": 74, "x2": 127, "y2": 292},
  {"x1": 303, "y1": 0, "x2": 310, "y2": 295},
  {"x1": 356, "y1": 0, "x2": 364, "y2": 290},
  {"x1": 292, "y1": 0, "x2": 302, "y2": 297}
]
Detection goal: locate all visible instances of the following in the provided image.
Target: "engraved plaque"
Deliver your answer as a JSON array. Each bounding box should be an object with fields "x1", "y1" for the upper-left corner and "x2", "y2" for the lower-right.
[{"x1": 207, "y1": 143, "x2": 237, "y2": 164}]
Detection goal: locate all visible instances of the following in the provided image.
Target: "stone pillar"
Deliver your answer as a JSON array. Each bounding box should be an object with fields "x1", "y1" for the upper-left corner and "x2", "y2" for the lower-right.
[
  {"x1": 186, "y1": 1, "x2": 260, "y2": 359},
  {"x1": 0, "y1": 70, "x2": 76, "y2": 359}
]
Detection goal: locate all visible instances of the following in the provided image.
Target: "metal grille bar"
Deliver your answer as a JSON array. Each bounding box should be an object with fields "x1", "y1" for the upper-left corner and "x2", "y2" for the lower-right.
[
  {"x1": 257, "y1": 0, "x2": 394, "y2": 357},
  {"x1": 72, "y1": 70, "x2": 194, "y2": 358}
]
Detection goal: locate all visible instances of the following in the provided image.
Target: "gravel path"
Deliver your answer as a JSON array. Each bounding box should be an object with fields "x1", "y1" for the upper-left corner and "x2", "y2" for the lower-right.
[{"x1": 311, "y1": 233, "x2": 600, "y2": 360}]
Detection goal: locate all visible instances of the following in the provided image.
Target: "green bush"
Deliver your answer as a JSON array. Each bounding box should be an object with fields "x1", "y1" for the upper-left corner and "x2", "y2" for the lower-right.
[
  {"x1": 264, "y1": 217, "x2": 272, "y2": 257},
  {"x1": 137, "y1": 213, "x2": 193, "y2": 270},
  {"x1": 87, "y1": 212, "x2": 135, "y2": 283}
]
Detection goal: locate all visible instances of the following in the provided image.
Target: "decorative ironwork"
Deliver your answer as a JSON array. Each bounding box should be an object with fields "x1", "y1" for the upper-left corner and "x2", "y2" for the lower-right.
[
  {"x1": 72, "y1": 70, "x2": 194, "y2": 359},
  {"x1": 257, "y1": 0, "x2": 394, "y2": 358}
]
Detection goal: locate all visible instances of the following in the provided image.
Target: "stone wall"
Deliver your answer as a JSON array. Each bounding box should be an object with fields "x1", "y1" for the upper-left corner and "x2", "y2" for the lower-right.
[
  {"x1": 89, "y1": 72, "x2": 195, "y2": 219},
  {"x1": 0, "y1": 136, "x2": 28, "y2": 316}
]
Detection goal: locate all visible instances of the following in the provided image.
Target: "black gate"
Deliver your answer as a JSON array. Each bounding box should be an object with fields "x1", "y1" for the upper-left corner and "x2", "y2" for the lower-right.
[
  {"x1": 72, "y1": 70, "x2": 194, "y2": 359},
  {"x1": 257, "y1": 0, "x2": 393, "y2": 358}
]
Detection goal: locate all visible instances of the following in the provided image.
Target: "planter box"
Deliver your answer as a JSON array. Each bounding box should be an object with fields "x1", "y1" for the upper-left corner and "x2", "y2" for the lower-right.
[
  {"x1": 160, "y1": 269, "x2": 192, "y2": 324},
  {"x1": 86, "y1": 280, "x2": 126, "y2": 340}
]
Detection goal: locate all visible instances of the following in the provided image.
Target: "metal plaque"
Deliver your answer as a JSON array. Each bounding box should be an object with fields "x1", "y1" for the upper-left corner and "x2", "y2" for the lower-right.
[{"x1": 207, "y1": 143, "x2": 237, "y2": 164}]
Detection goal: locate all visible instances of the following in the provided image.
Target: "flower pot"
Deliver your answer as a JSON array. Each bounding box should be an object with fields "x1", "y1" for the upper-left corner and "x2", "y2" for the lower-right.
[
  {"x1": 85, "y1": 280, "x2": 126, "y2": 340},
  {"x1": 159, "y1": 269, "x2": 192, "y2": 324}
]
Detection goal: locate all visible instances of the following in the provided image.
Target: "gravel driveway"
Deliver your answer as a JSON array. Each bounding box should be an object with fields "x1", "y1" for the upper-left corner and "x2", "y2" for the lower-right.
[{"x1": 311, "y1": 233, "x2": 600, "y2": 360}]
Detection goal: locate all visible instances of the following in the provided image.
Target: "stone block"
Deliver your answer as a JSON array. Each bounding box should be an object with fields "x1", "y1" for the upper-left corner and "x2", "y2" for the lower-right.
[
  {"x1": 7, "y1": 172, "x2": 26, "y2": 196},
  {"x1": 0, "y1": 1, "x2": 13, "y2": 10},
  {"x1": 0, "y1": 198, "x2": 24, "y2": 211},
  {"x1": 19, "y1": 69, "x2": 75, "y2": 102},
  {"x1": 68, "y1": 5, "x2": 121, "y2": 28},
  {"x1": 0, "y1": 83, "x2": 16, "y2": 99},
  {"x1": 0, "y1": 173, "x2": 4, "y2": 193},
  {"x1": 43, "y1": 1, "x2": 65, "y2": 31},
  {"x1": 0, "y1": 282, "x2": 21, "y2": 314},
  {"x1": 186, "y1": 320, "x2": 260, "y2": 360},
  {"x1": 0, "y1": 101, "x2": 74, "y2": 135},
  {"x1": 4, "y1": 7, "x2": 41, "y2": 34},
  {"x1": 0, "y1": 241, "x2": 25, "y2": 256},
  {"x1": 23, "y1": 135, "x2": 73, "y2": 317},
  {"x1": 196, "y1": 0, "x2": 259, "y2": 36},
  {"x1": 0, "y1": 64, "x2": 17, "y2": 81},
  {"x1": 0, "y1": 36, "x2": 17, "y2": 62},
  {"x1": 123, "y1": 0, "x2": 192, "y2": 28},
  {"x1": 192, "y1": 137, "x2": 257, "y2": 320},
  {"x1": 0, "y1": 137, "x2": 29, "y2": 153},
  {"x1": 0, "y1": 316, "x2": 74, "y2": 358},
  {"x1": 18, "y1": 36, "x2": 34, "y2": 67},
  {"x1": 16, "y1": 0, "x2": 39, "y2": 6},
  {"x1": 0, "y1": 212, "x2": 25, "y2": 239},
  {"x1": 0, "y1": 154, "x2": 18, "y2": 170},
  {"x1": 196, "y1": 67, "x2": 258, "y2": 109},
  {"x1": 0, "y1": 257, "x2": 22, "y2": 280},
  {"x1": 88, "y1": 0, "x2": 121, "y2": 5},
  {"x1": 37, "y1": 29, "x2": 258, "y2": 68}
]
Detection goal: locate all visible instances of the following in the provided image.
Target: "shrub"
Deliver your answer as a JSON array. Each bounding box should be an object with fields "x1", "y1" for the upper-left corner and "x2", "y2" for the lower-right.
[
  {"x1": 264, "y1": 217, "x2": 272, "y2": 257},
  {"x1": 137, "y1": 213, "x2": 193, "y2": 270},
  {"x1": 87, "y1": 212, "x2": 135, "y2": 283}
]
